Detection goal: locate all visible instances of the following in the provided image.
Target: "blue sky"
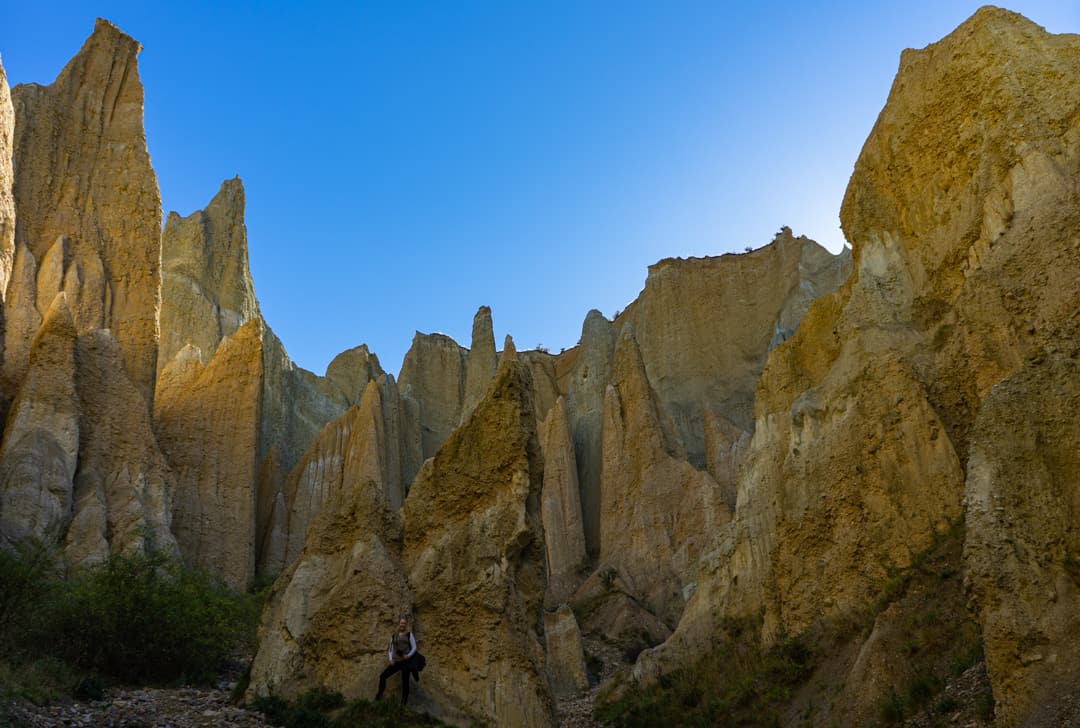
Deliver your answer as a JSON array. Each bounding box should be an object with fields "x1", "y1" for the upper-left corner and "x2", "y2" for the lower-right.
[{"x1": 3, "y1": 2, "x2": 1077, "y2": 376}]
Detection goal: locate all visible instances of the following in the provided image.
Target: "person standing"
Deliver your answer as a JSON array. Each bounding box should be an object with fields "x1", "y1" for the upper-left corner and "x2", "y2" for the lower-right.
[{"x1": 376, "y1": 616, "x2": 418, "y2": 704}]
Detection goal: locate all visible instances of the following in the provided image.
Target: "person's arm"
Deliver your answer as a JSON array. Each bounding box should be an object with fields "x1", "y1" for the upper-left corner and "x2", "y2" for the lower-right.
[
  {"x1": 405, "y1": 632, "x2": 417, "y2": 659},
  {"x1": 388, "y1": 637, "x2": 394, "y2": 663}
]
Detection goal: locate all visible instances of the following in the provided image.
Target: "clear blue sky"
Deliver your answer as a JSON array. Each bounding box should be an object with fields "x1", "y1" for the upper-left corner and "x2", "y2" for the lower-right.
[{"x1": 3, "y1": 2, "x2": 1077, "y2": 376}]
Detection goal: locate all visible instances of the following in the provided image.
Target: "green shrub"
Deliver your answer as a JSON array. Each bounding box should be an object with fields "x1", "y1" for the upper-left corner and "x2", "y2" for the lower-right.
[
  {"x1": 0, "y1": 545, "x2": 262, "y2": 694},
  {"x1": 47, "y1": 551, "x2": 257, "y2": 683},
  {"x1": 594, "y1": 616, "x2": 816, "y2": 727},
  {"x1": 250, "y1": 689, "x2": 448, "y2": 728}
]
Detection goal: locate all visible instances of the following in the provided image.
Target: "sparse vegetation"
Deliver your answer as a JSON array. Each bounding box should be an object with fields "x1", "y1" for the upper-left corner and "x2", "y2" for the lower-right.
[
  {"x1": 0, "y1": 541, "x2": 264, "y2": 709},
  {"x1": 250, "y1": 687, "x2": 448, "y2": 728},
  {"x1": 596, "y1": 520, "x2": 992, "y2": 727},
  {"x1": 594, "y1": 615, "x2": 815, "y2": 727}
]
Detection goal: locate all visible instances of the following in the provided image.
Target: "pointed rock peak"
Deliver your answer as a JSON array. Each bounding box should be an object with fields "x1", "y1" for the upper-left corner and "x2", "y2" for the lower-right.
[
  {"x1": 581, "y1": 309, "x2": 613, "y2": 341},
  {"x1": 957, "y1": 6, "x2": 1043, "y2": 35},
  {"x1": 61, "y1": 18, "x2": 142, "y2": 78},
  {"x1": 173, "y1": 343, "x2": 203, "y2": 364},
  {"x1": 207, "y1": 176, "x2": 245, "y2": 215},
  {"x1": 470, "y1": 305, "x2": 496, "y2": 350},
  {"x1": 325, "y1": 344, "x2": 384, "y2": 404},
  {"x1": 474, "y1": 304, "x2": 492, "y2": 323},
  {"x1": 39, "y1": 291, "x2": 73, "y2": 332},
  {"x1": 358, "y1": 376, "x2": 382, "y2": 409},
  {"x1": 498, "y1": 335, "x2": 518, "y2": 366}
]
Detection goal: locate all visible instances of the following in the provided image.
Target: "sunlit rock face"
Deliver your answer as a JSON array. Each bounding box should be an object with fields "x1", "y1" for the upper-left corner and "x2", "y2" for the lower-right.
[
  {"x1": 0, "y1": 23, "x2": 180, "y2": 569},
  {"x1": 8, "y1": 19, "x2": 161, "y2": 404},
  {"x1": 153, "y1": 320, "x2": 264, "y2": 589},
  {"x1": 635, "y1": 8, "x2": 1080, "y2": 726},
  {"x1": 0, "y1": 55, "x2": 14, "y2": 374}
]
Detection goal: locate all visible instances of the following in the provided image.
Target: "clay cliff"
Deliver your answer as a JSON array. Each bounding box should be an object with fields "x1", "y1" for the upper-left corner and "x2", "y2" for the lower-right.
[
  {"x1": 0, "y1": 22, "x2": 179, "y2": 568},
  {"x1": 7, "y1": 19, "x2": 160, "y2": 403},
  {"x1": 632, "y1": 8, "x2": 1080, "y2": 727},
  {"x1": 250, "y1": 355, "x2": 555, "y2": 728},
  {"x1": 2, "y1": 7, "x2": 1078, "y2": 727}
]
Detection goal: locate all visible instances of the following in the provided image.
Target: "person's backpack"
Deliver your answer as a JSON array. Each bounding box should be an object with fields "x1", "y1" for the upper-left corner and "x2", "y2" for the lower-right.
[{"x1": 402, "y1": 631, "x2": 426, "y2": 672}]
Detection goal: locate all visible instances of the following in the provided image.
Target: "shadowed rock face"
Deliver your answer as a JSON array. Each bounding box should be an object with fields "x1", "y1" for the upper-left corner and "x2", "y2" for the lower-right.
[
  {"x1": 68, "y1": 329, "x2": 178, "y2": 567},
  {"x1": 0, "y1": 295, "x2": 78, "y2": 548},
  {"x1": 461, "y1": 305, "x2": 497, "y2": 420},
  {"x1": 282, "y1": 376, "x2": 405, "y2": 567},
  {"x1": 159, "y1": 177, "x2": 259, "y2": 376},
  {"x1": 595, "y1": 325, "x2": 731, "y2": 629},
  {"x1": 401, "y1": 354, "x2": 554, "y2": 728},
  {"x1": 539, "y1": 397, "x2": 587, "y2": 606},
  {"x1": 964, "y1": 349, "x2": 1080, "y2": 728},
  {"x1": 8, "y1": 19, "x2": 161, "y2": 403},
  {"x1": 246, "y1": 397, "x2": 409, "y2": 702},
  {"x1": 250, "y1": 355, "x2": 555, "y2": 728},
  {"x1": 397, "y1": 331, "x2": 467, "y2": 461},
  {"x1": 634, "y1": 9, "x2": 1080, "y2": 726}
]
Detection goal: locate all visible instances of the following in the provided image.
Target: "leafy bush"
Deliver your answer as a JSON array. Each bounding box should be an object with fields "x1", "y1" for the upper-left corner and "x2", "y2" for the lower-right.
[
  {"x1": 45, "y1": 550, "x2": 259, "y2": 683},
  {"x1": 0, "y1": 543, "x2": 262, "y2": 698}
]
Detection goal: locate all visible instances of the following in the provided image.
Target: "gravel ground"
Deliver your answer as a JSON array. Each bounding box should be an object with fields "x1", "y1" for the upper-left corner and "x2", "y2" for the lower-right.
[
  {"x1": 555, "y1": 636, "x2": 632, "y2": 728},
  {"x1": 4, "y1": 684, "x2": 275, "y2": 728}
]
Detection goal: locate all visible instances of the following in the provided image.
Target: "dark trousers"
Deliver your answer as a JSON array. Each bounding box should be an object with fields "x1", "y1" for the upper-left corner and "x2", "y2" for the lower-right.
[{"x1": 376, "y1": 657, "x2": 413, "y2": 703}]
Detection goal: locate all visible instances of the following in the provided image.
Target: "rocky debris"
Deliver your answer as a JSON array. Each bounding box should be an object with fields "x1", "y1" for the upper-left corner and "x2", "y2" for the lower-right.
[
  {"x1": 554, "y1": 635, "x2": 631, "y2": 728},
  {"x1": 6, "y1": 686, "x2": 274, "y2": 728},
  {"x1": 539, "y1": 397, "x2": 587, "y2": 606},
  {"x1": 9, "y1": 19, "x2": 161, "y2": 402},
  {"x1": 158, "y1": 177, "x2": 259, "y2": 376},
  {"x1": 544, "y1": 605, "x2": 589, "y2": 697},
  {"x1": 154, "y1": 320, "x2": 264, "y2": 589},
  {"x1": 618, "y1": 229, "x2": 850, "y2": 464},
  {"x1": 902, "y1": 662, "x2": 995, "y2": 728}
]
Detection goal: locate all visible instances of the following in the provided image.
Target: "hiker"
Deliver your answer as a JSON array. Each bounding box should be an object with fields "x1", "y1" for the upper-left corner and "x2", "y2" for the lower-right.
[{"x1": 375, "y1": 616, "x2": 419, "y2": 704}]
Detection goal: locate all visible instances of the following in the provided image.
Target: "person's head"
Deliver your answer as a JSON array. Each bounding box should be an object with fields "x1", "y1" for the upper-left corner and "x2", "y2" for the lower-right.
[{"x1": 397, "y1": 617, "x2": 408, "y2": 633}]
